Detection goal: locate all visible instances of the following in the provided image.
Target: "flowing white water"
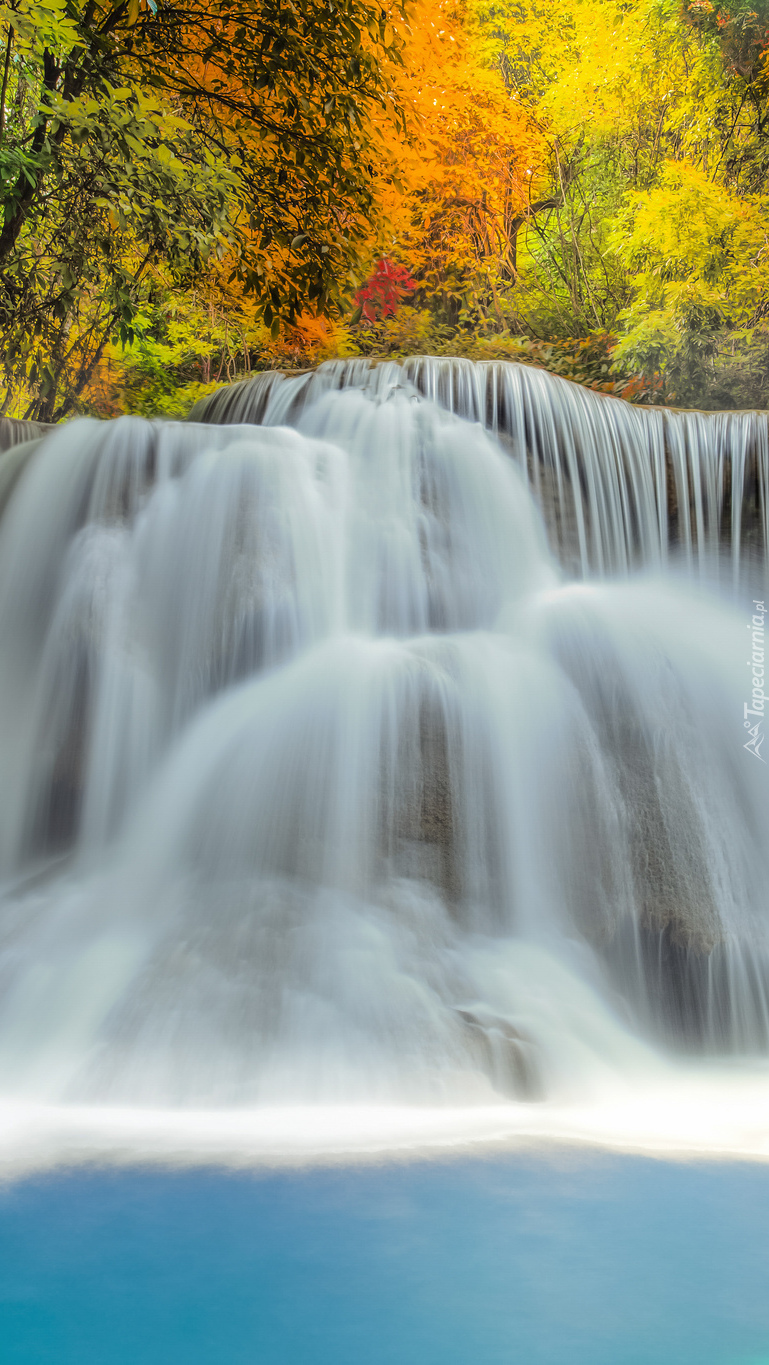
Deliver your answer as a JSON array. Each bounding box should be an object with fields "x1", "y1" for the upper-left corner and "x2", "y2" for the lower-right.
[
  {"x1": 192, "y1": 358, "x2": 769, "y2": 586},
  {"x1": 0, "y1": 366, "x2": 767, "y2": 1170}
]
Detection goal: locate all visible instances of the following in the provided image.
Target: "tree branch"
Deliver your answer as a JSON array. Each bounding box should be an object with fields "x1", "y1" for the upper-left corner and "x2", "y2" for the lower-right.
[{"x1": 0, "y1": 25, "x2": 13, "y2": 145}]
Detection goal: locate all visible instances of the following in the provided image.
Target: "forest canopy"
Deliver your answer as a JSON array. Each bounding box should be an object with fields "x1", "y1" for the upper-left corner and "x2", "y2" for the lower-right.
[{"x1": 1, "y1": 0, "x2": 769, "y2": 417}]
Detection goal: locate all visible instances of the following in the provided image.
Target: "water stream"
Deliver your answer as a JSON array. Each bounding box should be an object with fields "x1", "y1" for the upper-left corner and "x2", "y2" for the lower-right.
[{"x1": 0, "y1": 359, "x2": 767, "y2": 1168}]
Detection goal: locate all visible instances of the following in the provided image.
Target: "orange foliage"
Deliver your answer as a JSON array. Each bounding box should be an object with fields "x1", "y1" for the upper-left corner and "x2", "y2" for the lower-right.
[{"x1": 371, "y1": 0, "x2": 545, "y2": 317}]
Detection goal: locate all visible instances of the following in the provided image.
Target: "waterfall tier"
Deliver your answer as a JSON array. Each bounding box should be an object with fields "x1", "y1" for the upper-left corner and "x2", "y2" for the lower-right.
[{"x1": 191, "y1": 358, "x2": 769, "y2": 586}]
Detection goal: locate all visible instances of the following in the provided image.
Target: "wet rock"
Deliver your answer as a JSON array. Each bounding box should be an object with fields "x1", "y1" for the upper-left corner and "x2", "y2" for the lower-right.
[
  {"x1": 386, "y1": 688, "x2": 459, "y2": 902},
  {"x1": 455, "y1": 1006, "x2": 542, "y2": 1100}
]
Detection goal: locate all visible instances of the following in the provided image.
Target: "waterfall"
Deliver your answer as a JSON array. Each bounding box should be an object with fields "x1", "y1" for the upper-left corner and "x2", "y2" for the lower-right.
[
  {"x1": 191, "y1": 358, "x2": 769, "y2": 586},
  {"x1": 0, "y1": 365, "x2": 766, "y2": 1125}
]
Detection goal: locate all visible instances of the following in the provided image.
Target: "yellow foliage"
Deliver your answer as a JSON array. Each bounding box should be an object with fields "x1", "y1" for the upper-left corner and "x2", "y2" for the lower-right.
[
  {"x1": 472, "y1": 0, "x2": 725, "y2": 157},
  {"x1": 611, "y1": 160, "x2": 769, "y2": 375}
]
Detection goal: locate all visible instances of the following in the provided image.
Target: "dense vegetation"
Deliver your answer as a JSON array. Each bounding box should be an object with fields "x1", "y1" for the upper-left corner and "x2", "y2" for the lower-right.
[
  {"x1": 1, "y1": 0, "x2": 768, "y2": 417},
  {"x1": 0, "y1": 0, "x2": 407, "y2": 417}
]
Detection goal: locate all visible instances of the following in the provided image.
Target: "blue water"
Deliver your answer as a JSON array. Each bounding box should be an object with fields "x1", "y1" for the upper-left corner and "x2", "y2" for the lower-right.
[{"x1": 1, "y1": 1153, "x2": 769, "y2": 1365}]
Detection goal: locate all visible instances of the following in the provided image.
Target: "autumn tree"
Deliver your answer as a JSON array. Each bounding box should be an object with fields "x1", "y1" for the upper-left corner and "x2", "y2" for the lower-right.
[
  {"x1": 366, "y1": 0, "x2": 543, "y2": 329},
  {"x1": 468, "y1": 0, "x2": 769, "y2": 403},
  {"x1": 0, "y1": 0, "x2": 407, "y2": 419}
]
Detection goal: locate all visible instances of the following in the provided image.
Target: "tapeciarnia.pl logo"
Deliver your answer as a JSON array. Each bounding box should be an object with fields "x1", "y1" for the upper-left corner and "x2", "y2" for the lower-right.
[{"x1": 744, "y1": 598, "x2": 766, "y2": 761}]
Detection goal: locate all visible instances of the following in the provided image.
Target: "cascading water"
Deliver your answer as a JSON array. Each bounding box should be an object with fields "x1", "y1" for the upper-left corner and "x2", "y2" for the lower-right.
[
  {"x1": 191, "y1": 358, "x2": 769, "y2": 586},
  {"x1": 0, "y1": 360, "x2": 767, "y2": 1165}
]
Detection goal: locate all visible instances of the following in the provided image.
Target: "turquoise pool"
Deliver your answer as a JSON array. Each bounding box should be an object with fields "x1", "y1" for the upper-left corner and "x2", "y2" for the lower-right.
[{"x1": 1, "y1": 1153, "x2": 768, "y2": 1364}]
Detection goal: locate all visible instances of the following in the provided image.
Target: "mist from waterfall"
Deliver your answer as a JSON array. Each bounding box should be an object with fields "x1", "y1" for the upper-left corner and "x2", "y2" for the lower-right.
[{"x1": 0, "y1": 360, "x2": 767, "y2": 1167}]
